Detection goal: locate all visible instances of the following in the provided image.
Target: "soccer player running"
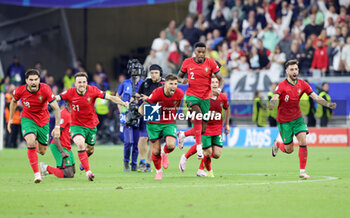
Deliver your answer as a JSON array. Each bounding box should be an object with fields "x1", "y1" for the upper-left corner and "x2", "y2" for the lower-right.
[
  {"x1": 8, "y1": 69, "x2": 61, "y2": 183},
  {"x1": 139, "y1": 74, "x2": 184, "y2": 180},
  {"x1": 56, "y1": 72, "x2": 127, "y2": 181},
  {"x1": 179, "y1": 76, "x2": 230, "y2": 177},
  {"x1": 40, "y1": 103, "x2": 75, "y2": 179},
  {"x1": 177, "y1": 42, "x2": 224, "y2": 159},
  {"x1": 269, "y1": 60, "x2": 336, "y2": 179}
]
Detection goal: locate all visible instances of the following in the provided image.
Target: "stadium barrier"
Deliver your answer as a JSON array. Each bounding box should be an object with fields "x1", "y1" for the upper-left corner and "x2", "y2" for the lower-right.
[{"x1": 179, "y1": 127, "x2": 349, "y2": 148}]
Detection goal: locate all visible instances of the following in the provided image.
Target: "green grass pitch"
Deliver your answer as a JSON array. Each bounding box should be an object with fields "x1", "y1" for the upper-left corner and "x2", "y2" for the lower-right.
[{"x1": 0, "y1": 146, "x2": 350, "y2": 217}]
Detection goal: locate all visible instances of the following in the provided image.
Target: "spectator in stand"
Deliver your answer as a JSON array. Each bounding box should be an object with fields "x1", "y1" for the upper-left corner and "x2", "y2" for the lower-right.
[
  {"x1": 73, "y1": 58, "x2": 84, "y2": 74},
  {"x1": 237, "y1": 55, "x2": 250, "y2": 71},
  {"x1": 262, "y1": 23, "x2": 279, "y2": 51},
  {"x1": 266, "y1": 5, "x2": 293, "y2": 40},
  {"x1": 257, "y1": 39, "x2": 271, "y2": 69},
  {"x1": 46, "y1": 75, "x2": 58, "y2": 95},
  {"x1": 95, "y1": 62, "x2": 109, "y2": 90},
  {"x1": 269, "y1": 45, "x2": 286, "y2": 79},
  {"x1": 317, "y1": 1, "x2": 338, "y2": 28},
  {"x1": 211, "y1": 0, "x2": 232, "y2": 21},
  {"x1": 166, "y1": 42, "x2": 182, "y2": 75},
  {"x1": 341, "y1": 36, "x2": 350, "y2": 75},
  {"x1": 63, "y1": 67, "x2": 74, "y2": 90},
  {"x1": 188, "y1": 0, "x2": 210, "y2": 19},
  {"x1": 230, "y1": 9, "x2": 242, "y2": 30},
  {"x1": 263, "y1": 0, "x2": 278, "y2": 22},
  {"x1": 210, "y1": 9, "x2": 229, "y2": 37},
  {"x1": 311, "y1": 39, "x2": 329, "y2": 77},
  {"x1": 326, "y1": 17, "x2": 337, "y2": 37},
  {"x1": 304, "y1": 14, "x2": 323, "y2": 40},
  {"x1": 335, "y1": 26, "x2": 346, "y2": 44},
  {"x1": 227, "y1": 40, "x2": 245, "y2": 71},
  {"x1": 165, "y1": 20, "x2": 178, "y2": 43},
  {"x1": 313, "y1": 29, "x2": 329, "y2": 47},
  {"x1": 278, "y1": 29, "x2": 292, "y2": 54},
  {"x1": 34, "y1": 62, "x2": 47, "y2": 83},
  {"x1": 337, "y1": 6, "x2": 350, "y2": 24},
  {"x1": 210, "y1": 29, "x2": 224, "y2": 50},
  {"x1": 242, "y1": 13, "x2": 257, "y2": 51},
  {"x1": 327, "y1": 36, "x2": 342, "y2": 76},
  {"x1": 195, "y1": 14, "x2": 210, "y2": 33},
  {"x1": 286, "y1": 40, "x2": 301, "y2": 61},
  {"x1": 156, "y1": 42, "x2": 171, "y2": 75},
  {"x1": 226, "y1": 22, "x2": 244, "y2": 44},
  {"x1": 303, "y1": 4, "x2": 324, "y2": 26},
  {"x1": 176, "y1": 31, "x2": 191, "y2": 53},
  {"x1": 300, "y1": 37, "x2": 315, "y2": 76},
  {"x1": 151, "y1": 30, "x2": 171, "y2": 54},
  {"x1": 292, "y1": 17, "x2": 305, "y2": 39},
  {"x1": 231, "y1": 0, "x2": 245, "y2": 21},
  {"x1": 249, "y1": 46, "x2": 260, "y2": 71},
  {"x1": 243, "y1": 0, "x2": 257, "y2": 19},
  {"x1": 144, "y1": 49, "x2": 158, "y2": 75},
  {"x1": 181, "y1": 16, "x2": 202, "y2": 46},
  {"x1": 292, "y1": 0, "x2": 306, "y2": 20},
  {"x1": 6, "y1": 56, "x2": 25, "y2": 86},
  {"x1": 217, "y1": 41, "x2": 229, "y2": 77},
  {"x1": 256, "y1": 6, "x2": 267, "y2": 30}
]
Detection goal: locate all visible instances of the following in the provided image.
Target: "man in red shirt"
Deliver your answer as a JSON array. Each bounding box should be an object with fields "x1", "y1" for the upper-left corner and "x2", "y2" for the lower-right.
[
  {"x1": 8, "y1": 69, "x2": 61, "y2": 183},
  {"x1": 56, "y1": 72, "x2": 127, "y2": 181},
  {"x1": 40, "y1": 104, "x2": 75, "y2": 179},
  {"x1": 179, "y1": 76, "x2": 230, "y2": 177},
  {"x1": 269, "y1": 60, "x2": 336, "y2": 179},
  {"x1": 310, "y1": 39, "x2": 328, "y2": 76},
  {"x1": 139, "y1": 74, "x2": 184, "y2": 180},
  {"x1": 177, "y1": 42, "x2": 224, "y2": 159}
]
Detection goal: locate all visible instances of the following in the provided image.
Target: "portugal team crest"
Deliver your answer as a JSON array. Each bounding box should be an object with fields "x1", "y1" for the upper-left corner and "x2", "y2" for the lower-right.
[
  {"x1": 87, "y1": 97, "x2": 91, "y2": 103},
  {"x1": 205, "y1": 67, "x2": 209, "y2": 72},
  {"x1": 38, "y1": 95, "x2": 43, "y2": 101},
  {"x1": 298, "y1": 89, "x2": 301, "y2": 95}
]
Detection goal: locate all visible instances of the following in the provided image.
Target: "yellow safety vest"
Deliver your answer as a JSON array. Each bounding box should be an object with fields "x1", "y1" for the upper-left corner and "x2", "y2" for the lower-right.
[
  {"x1": 267, "y1": 91, "x2": 278, "y2": 119},
  {"x1": 315, "y1": 91, "x2": 331, "y2": 118},
  {"x1": 95, "y1": 90, "x2": 111, "y2": 115},
  {"x1": 63, "y1": 75, "x2": 75, "y2": 90},
  {"x1": 252, "y1": 97, "x2": 266, "y2": 127}
]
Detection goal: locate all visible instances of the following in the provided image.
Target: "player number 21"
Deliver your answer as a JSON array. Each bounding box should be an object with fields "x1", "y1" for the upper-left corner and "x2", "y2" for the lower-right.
[
  {"x1": 72, "y1": 104, "x2": 80, "y2": 111},
  {"x1": 190, "y1": 72, "x2": 195, "y2": 79}
]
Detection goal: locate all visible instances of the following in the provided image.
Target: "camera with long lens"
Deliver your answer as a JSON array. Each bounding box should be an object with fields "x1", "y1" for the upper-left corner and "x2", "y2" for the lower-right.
[{"x1": 125, "y1": 59, "x2": 144, "y2": 127}]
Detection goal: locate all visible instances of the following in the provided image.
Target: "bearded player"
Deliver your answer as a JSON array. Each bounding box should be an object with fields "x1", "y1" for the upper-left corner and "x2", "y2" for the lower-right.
[
  {"x1": 56, "y1": 72, "x2": 127, "y2": 181},
  {"x1": 269, "y1": 60, "x2": 336, "y2": 179},
  {"x1": 177, "y1": 42, "x2": 224, "y2": 159},
  {"x1": 8, "y1": 69, "x2": 61, "y2": 183},
  {"x1": 40, "y1": 103, "x2": 75, "y2": 179},
  {"x1": 179, "y1": 76, "x2": 230, "y2": 177},
  {"x1": 139, "y1": 74, "x2": 184, "y2": 180}
]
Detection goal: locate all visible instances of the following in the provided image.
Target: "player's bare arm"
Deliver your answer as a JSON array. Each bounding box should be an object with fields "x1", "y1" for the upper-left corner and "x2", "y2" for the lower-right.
[
  {"x1": 7, "y1": 98, "x2": 18, "y2": 133},
  {"x1": 115, "y1": 93, "x2": 123, "y2": 112},
  {"x1": 138, "y1": 101, "x2": 146, "y2": 115},
  {"x1": 213, "y1": 72, "x2": 224, "y2": 96},
  {"x1": 177, "y1": 71, "x2": 188, "y2": 84},
  {"x1": 269, "y1": 94, "x2": 280, "y2": 110},
  {"x1": 105, "y1": 93, "x2": 128, "y2": 107},
  {"x1": 53, "y1": 137, "x2": 69, "y2": 158},
  {"x1": 309, "y1": 92, "x2": 337, "y2": 109},
  {"x1": 224, "y1": 105, "x2": 231, "y2": 135},
  {"x1": 50, "y1": 100, "x2": 61, "y2": 139}
]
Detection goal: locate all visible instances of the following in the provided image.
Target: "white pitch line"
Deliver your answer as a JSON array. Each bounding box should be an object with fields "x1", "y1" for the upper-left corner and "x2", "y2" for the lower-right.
[{"x1": 4, "y1": 174, "x2": 336, "y2": 192}]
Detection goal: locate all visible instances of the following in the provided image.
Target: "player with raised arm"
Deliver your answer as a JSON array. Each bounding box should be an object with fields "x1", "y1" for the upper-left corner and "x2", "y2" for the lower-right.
[
  {"x1": 269, "y1": 60, "x2": 336, "y2": 179},
  {"x1": 40, "y1": 103, "x2": 75, "y2": 179},
  {"x1": 56, "y1": 72, "x2": 127, "y2": 181},
  {"x1": 179, "y1": 76, "x2": 230, "y2": 177},
  {"x1": 177, "y1": 42, "x2": 224, "y2": 159},
  {"x1": 8, "y1": 69, "x2": 61, "y2": 183},
  {"x1": 139, "y1": 74, "x2": 184, "y2": 180}
]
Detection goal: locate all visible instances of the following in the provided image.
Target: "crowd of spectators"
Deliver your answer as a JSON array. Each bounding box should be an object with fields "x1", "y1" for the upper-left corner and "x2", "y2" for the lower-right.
[{"x1": 146, "y1": 0, "x2": 350, "y2": 77}]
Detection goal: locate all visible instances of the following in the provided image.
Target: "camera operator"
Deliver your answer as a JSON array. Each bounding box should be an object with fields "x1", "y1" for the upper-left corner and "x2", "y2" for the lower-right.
[
  {"x1": 136, "y1": 64, "x2": 164, "y2": 172},
  {"x1": 116, "y1": 61, "x2": 144, "y2": 172}
]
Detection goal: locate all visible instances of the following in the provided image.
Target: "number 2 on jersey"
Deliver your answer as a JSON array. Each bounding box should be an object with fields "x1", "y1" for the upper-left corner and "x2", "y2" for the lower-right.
[{"x1": 190, "y1": 72, "x2": 195, "y2": 79}]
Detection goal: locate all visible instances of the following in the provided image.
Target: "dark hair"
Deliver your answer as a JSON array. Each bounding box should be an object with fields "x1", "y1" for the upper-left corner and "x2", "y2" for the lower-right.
[
  {"x1": 74, "y1": 72, "x2": 88, "y2": 80},
  {"x1": 25, "y1": 69, "x2": 40, "y2": 79},
  {"x1": 149, "y1": 64, "x2": 162, "y2": 72},
  {"x1": 322, "y1": 82, "x2": 329, "y2": 86},
  {"x1": 165, "y1": 74, "x2": 178, "y2": 82},
  {"x1": 194, "y1": 42, "x2": 206, "y2": 49},
  {"x1": 284, "y1": 59, "x2": 299, "y2": 69}
]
